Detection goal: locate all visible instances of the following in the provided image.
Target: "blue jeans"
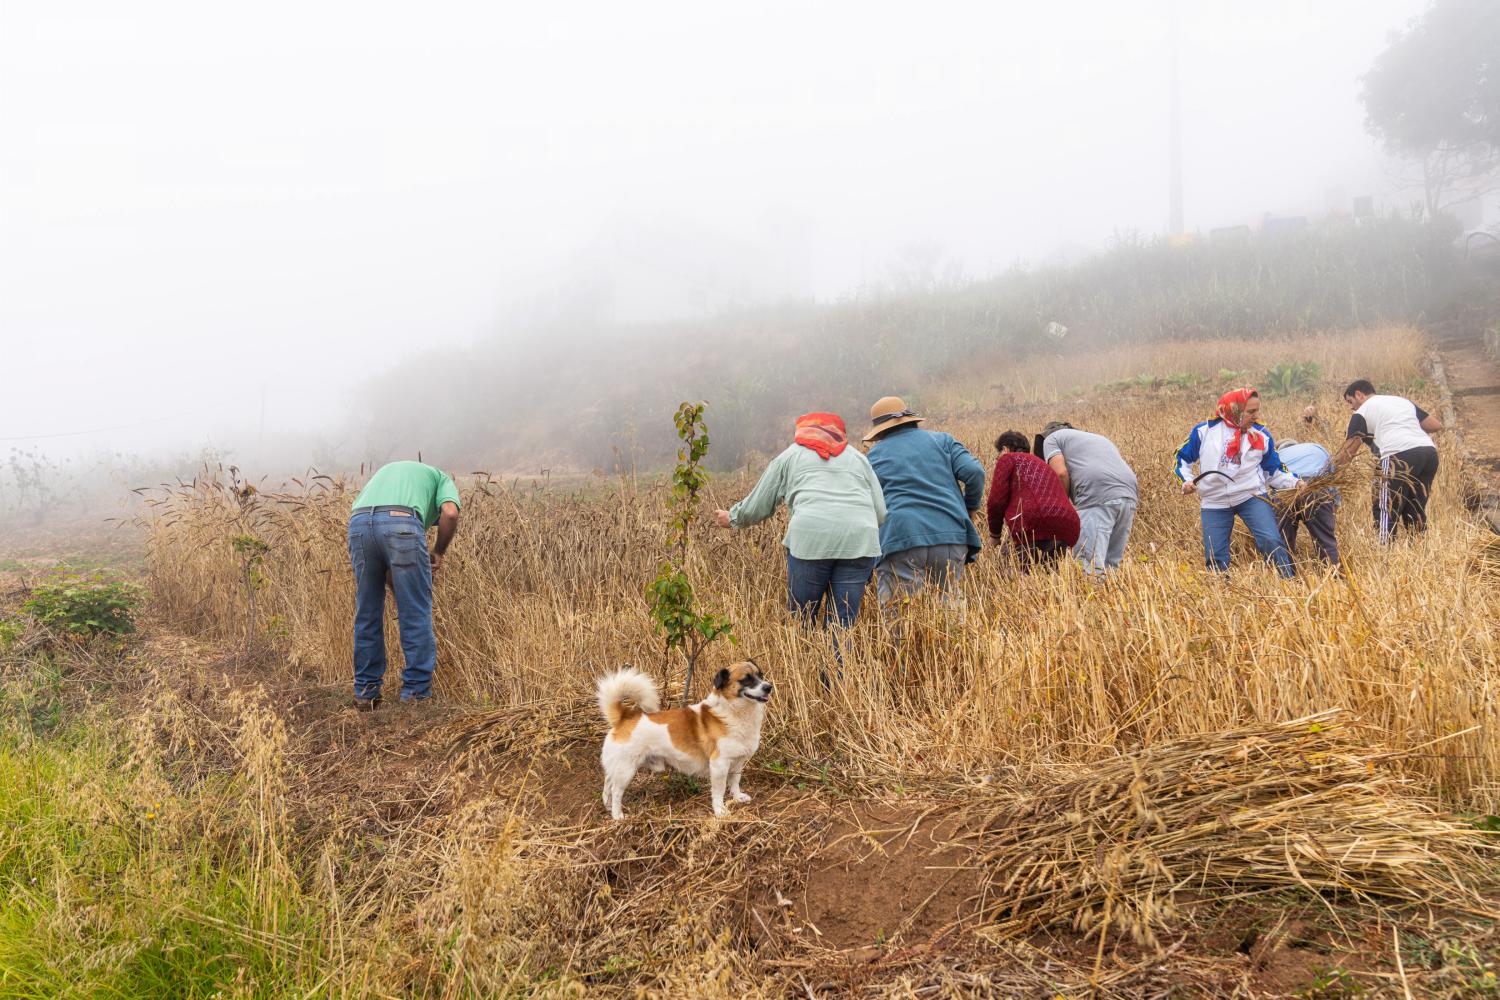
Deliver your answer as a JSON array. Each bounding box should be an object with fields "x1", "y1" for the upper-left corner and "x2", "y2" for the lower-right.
[
  {"x1": 786, "y1": 553, "x2": 876, "y2": 628},
  {"x1": 348, "y1": 509, "x2": 436, "y2": 701},
  {"x1": 1200, "y1": 499, "x2": 1294, "y2": 578}
]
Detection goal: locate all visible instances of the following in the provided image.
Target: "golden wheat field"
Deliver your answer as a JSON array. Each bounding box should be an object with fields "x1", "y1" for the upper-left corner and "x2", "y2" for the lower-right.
[
  {"x1": 149, "y1": 328, "x2": 1496, "y2": 794},
  {"x1": 94, "y1": 325, "x2": 1500, "y2": 996}
]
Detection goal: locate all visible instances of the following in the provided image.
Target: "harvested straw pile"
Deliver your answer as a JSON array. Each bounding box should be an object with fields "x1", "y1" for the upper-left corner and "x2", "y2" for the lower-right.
[
  {"x1": 1472, "y1": 533, "x2": 1500, "y2": 575},
  {"x1": 965, "y1": 711, "x2": 1498, "y2": 950},
  {"x1": 447, "y1": 696, "x2": 598, "y2": 773}
]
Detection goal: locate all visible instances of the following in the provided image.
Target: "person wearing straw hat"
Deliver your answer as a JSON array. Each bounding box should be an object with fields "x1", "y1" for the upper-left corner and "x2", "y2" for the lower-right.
[
  {"x1": 863, "y1": 396, "x2": 985, "y2": 607},
  {"x1": 714, "y1": 412, "x2": 886, "y2": 641},
  {"x1": 1038, "y1": 420, "x2": 1138, "y2": 575},
  {"x1": 1174, "y1": 388, "x2": 1301, "y2": 578}
]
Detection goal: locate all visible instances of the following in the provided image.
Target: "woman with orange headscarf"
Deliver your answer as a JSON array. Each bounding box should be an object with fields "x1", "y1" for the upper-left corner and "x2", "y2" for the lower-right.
[
  {"x1": 1173, "y1": 388, "x2": 1302, "y2": 577},
  {"x1": 714, "y1": 413, "x2": 887, "y2": 635}
]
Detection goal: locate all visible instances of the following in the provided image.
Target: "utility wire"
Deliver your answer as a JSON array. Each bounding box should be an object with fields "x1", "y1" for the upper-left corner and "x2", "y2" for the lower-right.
[{"x1": 0, "y1": 416, "x2": 178, "y2": 442}]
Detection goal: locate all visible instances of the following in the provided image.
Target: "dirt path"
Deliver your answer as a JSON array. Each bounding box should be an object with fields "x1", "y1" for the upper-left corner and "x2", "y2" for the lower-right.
[{"x1": 1430, "y1": 314, "x2": 1500, "y2": 532}]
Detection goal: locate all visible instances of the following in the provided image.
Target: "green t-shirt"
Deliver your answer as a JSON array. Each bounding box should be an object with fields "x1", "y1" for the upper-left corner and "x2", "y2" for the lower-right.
[{"x1": 352, "y1": 461, "x2": 461, "y2": 528}]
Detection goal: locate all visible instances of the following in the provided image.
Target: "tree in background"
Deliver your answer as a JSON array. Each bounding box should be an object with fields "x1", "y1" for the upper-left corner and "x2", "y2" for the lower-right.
[{"x1": 1361, "y1": 0, "x2": 1500, "y2": 221}]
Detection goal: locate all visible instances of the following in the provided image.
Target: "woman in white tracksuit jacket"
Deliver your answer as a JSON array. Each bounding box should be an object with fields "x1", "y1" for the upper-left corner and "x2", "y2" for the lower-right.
[{"x1": 1175, "y1": 388, "x2": 1302, "y2": 578}]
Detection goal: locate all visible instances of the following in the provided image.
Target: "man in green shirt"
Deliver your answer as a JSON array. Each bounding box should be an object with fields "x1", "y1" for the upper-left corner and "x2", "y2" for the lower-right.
[{"x1": 347, "y1": 461, "x2": 462, "y2": 708}]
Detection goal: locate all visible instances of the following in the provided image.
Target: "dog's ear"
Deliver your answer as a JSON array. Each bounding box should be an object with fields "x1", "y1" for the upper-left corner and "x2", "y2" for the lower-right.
[{"x1": 712, "y1": 667, "x2": 731, "y2": 691}]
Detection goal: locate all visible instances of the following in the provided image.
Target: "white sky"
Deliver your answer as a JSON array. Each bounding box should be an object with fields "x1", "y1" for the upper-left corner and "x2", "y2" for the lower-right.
[{"x1": 0, "y1": 0, "x2": 1426, "y2": 459}]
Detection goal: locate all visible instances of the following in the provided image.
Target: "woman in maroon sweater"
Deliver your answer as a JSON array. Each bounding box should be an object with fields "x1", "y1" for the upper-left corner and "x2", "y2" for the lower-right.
[{"x1": 986, "y1": 430, "x2": 1080, "y2": 566}]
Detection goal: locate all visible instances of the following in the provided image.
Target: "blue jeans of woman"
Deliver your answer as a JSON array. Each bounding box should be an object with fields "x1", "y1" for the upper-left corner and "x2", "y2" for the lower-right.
[
  {"x1": 786, "y1": 552, "x2": 876, "y2": 627},
  {"x1": 348, "y1": 508, "x2": 437, "y2": 701},
  {"x1": 1200, "y1": 498, "x2": 1294, "y2": 578},
  {"x1": 786, "y1": 552, "x2": 875, "y2": 670}
]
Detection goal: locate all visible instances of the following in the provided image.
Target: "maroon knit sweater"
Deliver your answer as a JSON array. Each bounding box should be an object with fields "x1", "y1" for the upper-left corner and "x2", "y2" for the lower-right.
[{"x1": 985, "y1": 452, "x2": 1081, "y2": 546}]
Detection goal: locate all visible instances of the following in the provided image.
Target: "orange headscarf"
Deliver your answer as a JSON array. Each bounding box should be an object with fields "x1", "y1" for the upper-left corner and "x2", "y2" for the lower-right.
[
  {"x1": 794, "y1": 412, "x2": 848, "y2": 460},
  {"x1": 1216, "y1": 388, "x2": 1266, "y2": 460}
]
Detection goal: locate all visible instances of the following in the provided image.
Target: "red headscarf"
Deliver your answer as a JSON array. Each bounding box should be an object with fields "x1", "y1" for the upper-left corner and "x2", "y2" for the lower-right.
[
  {"x1": 794, "y1": 412, "x2": 848, "y2": 460},
  {"x1": 1216, "y1": 387, "x2": 1266, "y2": 460}
]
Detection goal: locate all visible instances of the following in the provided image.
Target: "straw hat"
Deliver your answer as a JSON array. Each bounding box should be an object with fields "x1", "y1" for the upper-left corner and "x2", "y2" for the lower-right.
[{"x1": 864, "y1": 396, "x2": 924, "y2": 443}]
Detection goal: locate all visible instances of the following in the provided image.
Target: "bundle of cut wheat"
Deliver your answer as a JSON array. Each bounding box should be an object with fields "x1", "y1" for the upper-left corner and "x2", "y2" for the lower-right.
[
  {"x1": 1266, "y1": 461, "x2": 1367, "y2": 517},
  {"x1": 446, "y1": 696, "x2": 597, "y2": 773},
  {"x1": 962, "y1": 711, "x2": 1497, "y2": 950}
]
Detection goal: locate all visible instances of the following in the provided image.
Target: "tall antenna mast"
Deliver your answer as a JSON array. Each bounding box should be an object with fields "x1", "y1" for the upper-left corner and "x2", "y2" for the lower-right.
[{"x1": 1168, "y1": 0, "x2": 1184, "y2": 235}]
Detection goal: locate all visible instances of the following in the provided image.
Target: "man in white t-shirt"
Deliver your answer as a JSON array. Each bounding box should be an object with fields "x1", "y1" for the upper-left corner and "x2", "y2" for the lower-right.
[{"x1": 1323, "y1": 379, "x2": 1443, "y2": 541}]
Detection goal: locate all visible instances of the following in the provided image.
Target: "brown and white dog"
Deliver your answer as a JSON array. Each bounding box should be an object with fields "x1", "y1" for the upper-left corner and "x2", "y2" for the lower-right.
[{"x1": 596, "y1": 660, "x2": 773, "y2": 820}]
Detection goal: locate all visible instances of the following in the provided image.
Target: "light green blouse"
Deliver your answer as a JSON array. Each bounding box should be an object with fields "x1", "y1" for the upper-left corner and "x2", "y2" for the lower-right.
[{"x1": 728, "y1": 444, "x2": 887, "y2": 560}]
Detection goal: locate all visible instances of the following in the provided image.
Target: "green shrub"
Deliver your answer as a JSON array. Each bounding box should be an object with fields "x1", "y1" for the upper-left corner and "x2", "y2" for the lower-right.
[
  {"x1": 1097, "y1": 373, "x2": 1160, "y2": 393},
  {"x1": 1164, "y1": 371, "x2": 1206, "y2": 390},
  {"x1": 1218, "y1": 368, "x2": 1251, "y2": 385},
  {"x1": 1262, "y1": 360, "x2": 1323, "y2": 397},
  {"x1": 0, "y1": 618, "x2": 22, "y2": 653},
  {"x1": 22, "y1": 571, "x2": 140, "y2": 638}
]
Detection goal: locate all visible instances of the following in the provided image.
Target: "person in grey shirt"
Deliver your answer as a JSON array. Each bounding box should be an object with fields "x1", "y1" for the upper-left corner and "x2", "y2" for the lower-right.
[{"x1": 1039, "y1": 421, "x2": 1138, "y2": 575}]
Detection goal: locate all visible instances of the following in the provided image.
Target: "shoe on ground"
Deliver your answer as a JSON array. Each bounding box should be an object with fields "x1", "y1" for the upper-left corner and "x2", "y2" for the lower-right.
[{"x1": 354, "y1": 695, "x2": 382, "y2": 712}]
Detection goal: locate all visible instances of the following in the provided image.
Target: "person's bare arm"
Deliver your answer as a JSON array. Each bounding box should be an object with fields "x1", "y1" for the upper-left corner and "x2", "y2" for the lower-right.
[
  {"x1": 1333, "y1": 435, "x2": 1363, "y2": 469},
  {"x1": 1333, "y1": 411, "x2": 1372, "y2": 470},
  {"x1": 432, "y1": 501, "x2": 460, "y2": 572},
  {"x1": 1047, "y1": 453, "x2": 1071, "y2": 497},
  {"x1": 1420, "y1": 413, "x2": 1444, "y2": 433}
]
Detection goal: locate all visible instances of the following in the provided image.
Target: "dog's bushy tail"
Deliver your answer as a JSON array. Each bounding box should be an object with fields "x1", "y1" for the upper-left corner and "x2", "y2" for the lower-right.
[{"x1": 596, "y1": 666, "x2": 660, "y2": 728}]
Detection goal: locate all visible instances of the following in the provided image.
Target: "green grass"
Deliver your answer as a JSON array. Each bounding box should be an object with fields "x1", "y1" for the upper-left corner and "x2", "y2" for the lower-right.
[{"x1": 0, "y1": 684, "x2": 337, "y2": 998}]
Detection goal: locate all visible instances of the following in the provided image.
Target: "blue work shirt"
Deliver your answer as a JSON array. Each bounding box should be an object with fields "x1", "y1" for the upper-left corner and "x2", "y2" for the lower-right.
[{"x1": 865, "y1": 425, "x2": 986, "y2": 562}]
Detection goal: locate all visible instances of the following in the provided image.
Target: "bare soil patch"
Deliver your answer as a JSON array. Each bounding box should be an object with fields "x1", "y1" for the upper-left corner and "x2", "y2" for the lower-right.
[
  {"x1": 1431, "y1": 312, "x2": 1500, "y2": 525},
  {"x1": 799, "y1": 802, "x2": 980, "y2": 952}
]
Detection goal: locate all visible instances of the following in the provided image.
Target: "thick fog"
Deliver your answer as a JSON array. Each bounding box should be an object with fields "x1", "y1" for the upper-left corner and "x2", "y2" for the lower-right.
[{"x1": 1, "y1": 0, "x2": 1429, "y2": 465}]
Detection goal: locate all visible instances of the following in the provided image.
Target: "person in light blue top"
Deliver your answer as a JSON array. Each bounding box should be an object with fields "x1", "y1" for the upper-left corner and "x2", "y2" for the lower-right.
[
  {"x1": 862, "y1": 395, "x2": 985, "y2": 607},
  {"x1": 715, "y1": 412, "x2": 886, "y2": 633},
  {"x1": 1274, "y1": 440, "x2": 1339, "y2": 567}
]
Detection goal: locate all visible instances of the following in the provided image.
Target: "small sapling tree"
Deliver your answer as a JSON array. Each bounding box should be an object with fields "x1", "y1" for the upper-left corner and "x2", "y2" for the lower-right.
[
  {"x1": 231, "y1": 533, "x2": 270, "y2": 651},
  {"x1": 226, "y1": 466, "x2": 270, "y2": 654},
  {"x1": 645, "y1": 401, "x2": 734, "y2": 702}
]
